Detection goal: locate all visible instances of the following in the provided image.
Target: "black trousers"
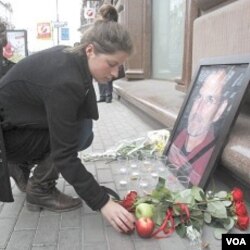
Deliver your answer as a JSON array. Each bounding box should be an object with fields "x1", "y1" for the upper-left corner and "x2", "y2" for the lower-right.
[{"x1": 3, "y1": 119, "x2": 93, "y2": 186}]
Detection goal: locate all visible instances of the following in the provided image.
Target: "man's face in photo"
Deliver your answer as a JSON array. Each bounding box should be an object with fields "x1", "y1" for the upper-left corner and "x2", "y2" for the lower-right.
[{"x1": 187, "y1": 70, "x2": 228, "y2": 137}]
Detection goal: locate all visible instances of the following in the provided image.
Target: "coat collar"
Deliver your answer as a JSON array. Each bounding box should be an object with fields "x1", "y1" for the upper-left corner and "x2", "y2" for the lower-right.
[
  {"x1": 71, "y1": 50, "x2": 93, "y2": 88},
  {"x1": 69, "y1": 49, "x2": 99, "y2": 120}
]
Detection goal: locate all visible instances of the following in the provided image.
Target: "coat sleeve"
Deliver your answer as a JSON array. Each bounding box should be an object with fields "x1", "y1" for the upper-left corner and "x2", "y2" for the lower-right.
[
  {"x1": 45, "y1": 81, "x2": 109, "y2": 210},
  {"x1": 0, "y1": 123, "x2": 14, "y2": 202}
]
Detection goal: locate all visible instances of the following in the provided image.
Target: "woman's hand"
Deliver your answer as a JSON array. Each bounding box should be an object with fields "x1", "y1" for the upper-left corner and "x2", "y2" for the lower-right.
[{"x1": 100, "y1": 198, "x2": 135, "y2": 233}]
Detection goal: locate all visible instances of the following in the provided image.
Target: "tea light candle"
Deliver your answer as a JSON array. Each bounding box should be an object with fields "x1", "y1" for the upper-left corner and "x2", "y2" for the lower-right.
[
  {"x1": 120, "y1": 167, "x2": 127, "y2": 174},
  {"x1": 119, "y1": 180, "x2": 128, "y2": 186}
]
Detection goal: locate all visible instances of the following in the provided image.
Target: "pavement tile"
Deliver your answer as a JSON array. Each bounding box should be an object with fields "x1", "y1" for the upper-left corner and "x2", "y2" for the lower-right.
[
  {"x1": 101, "y1": 182, "x2": 116, "y2": 192},
  {"x1": 84, "y1": 162, "x2": 97, "y2": 176},
  {"x1": 97, "y1": 168, "x2": 113, "y2": 183},
  {"x1": 64, "y1": 185, "x2": 78, "y2": 198},
  {"x1": 0, "y1": 196, "x2": 25, "y2": 218},
  {"x1": 33, "y1": 215, "x2": 60, "y2": 245},
  {"x1": 134, "y1": 240, "x2": 161, "y2": 250},
  {"x1": 60, "y1": 208, "x2": 81, "y2": 228},
  {"x1": 14, "y1": 207, "x2": 40, "y2": 230},
  {"x1": 82, "y1": 213, "x2": 106, "y2": 243},
  {"x1": 92, "y1": 144, "x2": 105, "y2": 151},
  {"x1": 56, "y1": 178, "x2": 65, "y2": 192},
  {"x1": 31, "y1": 246, "x2": 56, "y2": 250},
  {"x1": 11, "y1": 185, "x2": 26, "y2": 197},
  {"x1": 5, "y1": 230, "x2": 35, "y2": 250},
  {"x1": 84, "y1": 242, "x2": 108, "y2": 250},
  {"x1": 82, "y1": 202, "x2": 97, "y2": 215},
  {"x1": 58, "y1": 228, "x2": 81, "y2": 250},
  {"x1": 95, "y1": 161, "x2": 110, "y2": 170},
  {"x1": 0, "y1": 218, "x2": 16, "y2": 249},
  {"x1": 105, "y1": 226, "x2": 135, "y2": 250},
  {"x1": 158, "y1": 232, "x2": 188, "y2": 249}
]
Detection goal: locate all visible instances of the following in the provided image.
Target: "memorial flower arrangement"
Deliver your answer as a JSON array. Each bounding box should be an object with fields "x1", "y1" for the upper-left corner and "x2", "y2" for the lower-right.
[
  {"x1": 119, "y1": 178, "x2": 249, "y2": 242},
  {"x1": 82, "y1": 129, "x2": 170, "y2": 162}
]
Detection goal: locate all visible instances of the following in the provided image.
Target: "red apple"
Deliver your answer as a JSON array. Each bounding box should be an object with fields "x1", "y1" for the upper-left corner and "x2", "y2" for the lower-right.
[{"x1": 135, "y1": 217, "x2": 155, "y2": 238}]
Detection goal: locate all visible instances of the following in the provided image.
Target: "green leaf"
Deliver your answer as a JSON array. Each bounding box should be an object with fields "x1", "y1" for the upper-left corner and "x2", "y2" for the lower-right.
[
  {"x1": 200, "y1": 191, "x2": 206, "y2": 201},
  {"x1": 207, "y1": 201, "x2": 228, "y2": 219},
  {"x1": 156, "y1": 177, "x2": 166, "y2": 190},
  {"x1": 204, "y1": 212, "x2": 212, "y2": 223},
  {"x1": 152, "y1": 203, "x2": 166, "y2": 226},
  {"x1": 190, "y1": 209, "x2": 203, "y2": 217},
  {"x1": 191, "y1": 186, "x2": 205, "y2": 201},
  {"x1": 151, "y1": 188, "x2": 171, "y2": 201},
  {"x1": 190, "y1": 218, "x2": 203, "y2": 231},
  {"x1": 173, "y1": 205, "x2": 181, "y2": 216},
  {"x1": 223, "y1": 217, "x2": 235, "y2": 231},
  {"x1": 174, "y1": 189, "x2": 195, "y2": 205},
  {"x1": 213, "y1": 228, "x2": 228, "y2": 240},
  {"x1": 135, "y1": 196, "x2": 153, "y2": 205},
  {"x1": 174, "y1": 216, "x2": 182, "y2": 225},
  {"x1": 150, "y1": 177, "x2": 173, "y2": 201},
  {"x1": 175, "y1": 223, "x2": 187, "y2": 238},
  {"x1": 222, "y1": 200, "x2": 232, "y2": 207}
]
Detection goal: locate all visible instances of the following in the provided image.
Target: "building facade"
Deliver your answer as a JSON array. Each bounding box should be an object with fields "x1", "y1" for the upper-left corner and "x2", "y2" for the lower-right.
[{"x1": 0, "y1": 0, "x2": 13, "y2": 29}]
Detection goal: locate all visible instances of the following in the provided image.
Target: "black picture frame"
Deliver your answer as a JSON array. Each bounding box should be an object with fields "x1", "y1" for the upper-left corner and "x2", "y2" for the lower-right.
[{"x1": 164, "y1": 55, "x2": 250, "y2": 188}]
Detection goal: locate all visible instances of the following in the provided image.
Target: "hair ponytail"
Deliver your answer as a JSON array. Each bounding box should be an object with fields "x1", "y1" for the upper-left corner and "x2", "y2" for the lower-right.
[{"x1": 97, "y1": 4, "x2": 118, "y2": 22}]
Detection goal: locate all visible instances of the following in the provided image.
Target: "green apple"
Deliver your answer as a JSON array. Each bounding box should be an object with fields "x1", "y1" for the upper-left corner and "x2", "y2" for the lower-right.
[{"x1": 135, "y1": 203, "x2": 154, "y2": 219}]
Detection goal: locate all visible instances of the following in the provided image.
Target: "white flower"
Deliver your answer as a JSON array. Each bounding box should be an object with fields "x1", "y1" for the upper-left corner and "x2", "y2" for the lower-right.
[{"x1": 186, "y1": 225, "x2": 201, "y2": 241}]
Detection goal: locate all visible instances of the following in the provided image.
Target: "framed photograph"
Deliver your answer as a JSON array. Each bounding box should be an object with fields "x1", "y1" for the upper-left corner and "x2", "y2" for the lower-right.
[
  {"x1": 3, "y1": 30, "x2": 28, "y2": 63},
  {"x1": 164, "y1": 55, "x2": 250, "y2": 188}
]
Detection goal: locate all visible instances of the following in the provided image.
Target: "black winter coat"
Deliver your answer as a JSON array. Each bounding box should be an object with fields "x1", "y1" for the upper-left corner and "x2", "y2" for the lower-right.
[{"x1": 0, "y1": 46, "x2": 109, "y2": 210}]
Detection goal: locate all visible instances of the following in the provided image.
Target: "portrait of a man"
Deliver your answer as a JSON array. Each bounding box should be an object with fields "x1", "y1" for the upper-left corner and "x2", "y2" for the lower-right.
[{"x1": 166, "y1": 64, "x2": 248, "y2": 186}]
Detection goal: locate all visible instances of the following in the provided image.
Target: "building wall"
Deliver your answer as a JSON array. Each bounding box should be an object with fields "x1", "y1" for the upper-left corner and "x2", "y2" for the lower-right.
[
  {"x1": 120, "y1": 0, "x2": 151, "y2": 79},
  {"x1": 122, "y1": 0, "x2": 250, "y2": 88},
  {"x1": 193, "y1": 0, "x2": 250, "y2": 71},
  {"x1": 193, "y1": 0, "x2": 250, "y2": 102},
  {"x1": 0, "y1": 1, "x2": 13, "y2": 28}
]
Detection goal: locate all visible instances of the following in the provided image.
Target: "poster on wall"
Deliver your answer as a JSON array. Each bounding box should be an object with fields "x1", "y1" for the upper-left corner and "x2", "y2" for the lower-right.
[
  {"x1": 3, "y1": 30, "x2": 28, "y2": 63},
  {"x1": 37, "y1": 22, "x2": 52, "y2": 40},
  {"x1": 84, "y1": 7, "x2": 96, "y2": 19},
  {"x1": 61, "y1": 27, "x2": 69, "y2": 41}
]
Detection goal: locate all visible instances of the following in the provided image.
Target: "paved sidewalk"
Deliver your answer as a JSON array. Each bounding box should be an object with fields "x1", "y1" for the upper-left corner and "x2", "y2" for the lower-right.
[{"x1": 0, "y1": 97, "x2": 249, "y2": 250}]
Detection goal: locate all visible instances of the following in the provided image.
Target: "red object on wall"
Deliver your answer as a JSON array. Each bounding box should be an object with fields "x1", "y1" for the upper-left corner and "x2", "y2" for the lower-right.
[{"x1": 37, "y1": 22, "x2": 52, "y2": 39}]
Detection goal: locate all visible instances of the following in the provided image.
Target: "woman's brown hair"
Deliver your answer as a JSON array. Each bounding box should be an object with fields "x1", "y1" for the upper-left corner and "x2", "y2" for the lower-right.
[{"x1": 97, "y1": 4, "x2": 118, "y2": 22}]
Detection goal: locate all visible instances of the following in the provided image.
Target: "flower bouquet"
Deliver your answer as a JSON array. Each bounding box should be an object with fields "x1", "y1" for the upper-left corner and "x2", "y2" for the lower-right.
[
  {"x1": 82, "y1": 129, "x2": 170, "y2": 162},
  {"x1": 119, "y1": 177, "x2": 249, "y2": 243}
]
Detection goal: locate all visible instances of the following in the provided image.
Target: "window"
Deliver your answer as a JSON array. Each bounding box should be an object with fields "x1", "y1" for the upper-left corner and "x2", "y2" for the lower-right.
[{"x1": 152, "y1": 0, "x2": 185, "y2": 80}]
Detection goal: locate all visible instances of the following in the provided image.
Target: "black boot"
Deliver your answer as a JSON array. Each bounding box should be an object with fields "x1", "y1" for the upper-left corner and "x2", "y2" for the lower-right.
[
  {"x1": 26, "y1": 178, "x2": 82, "y2": 212},
  {"x1": 8, "y1": 163, "x2": 31, "y2": 192}
]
